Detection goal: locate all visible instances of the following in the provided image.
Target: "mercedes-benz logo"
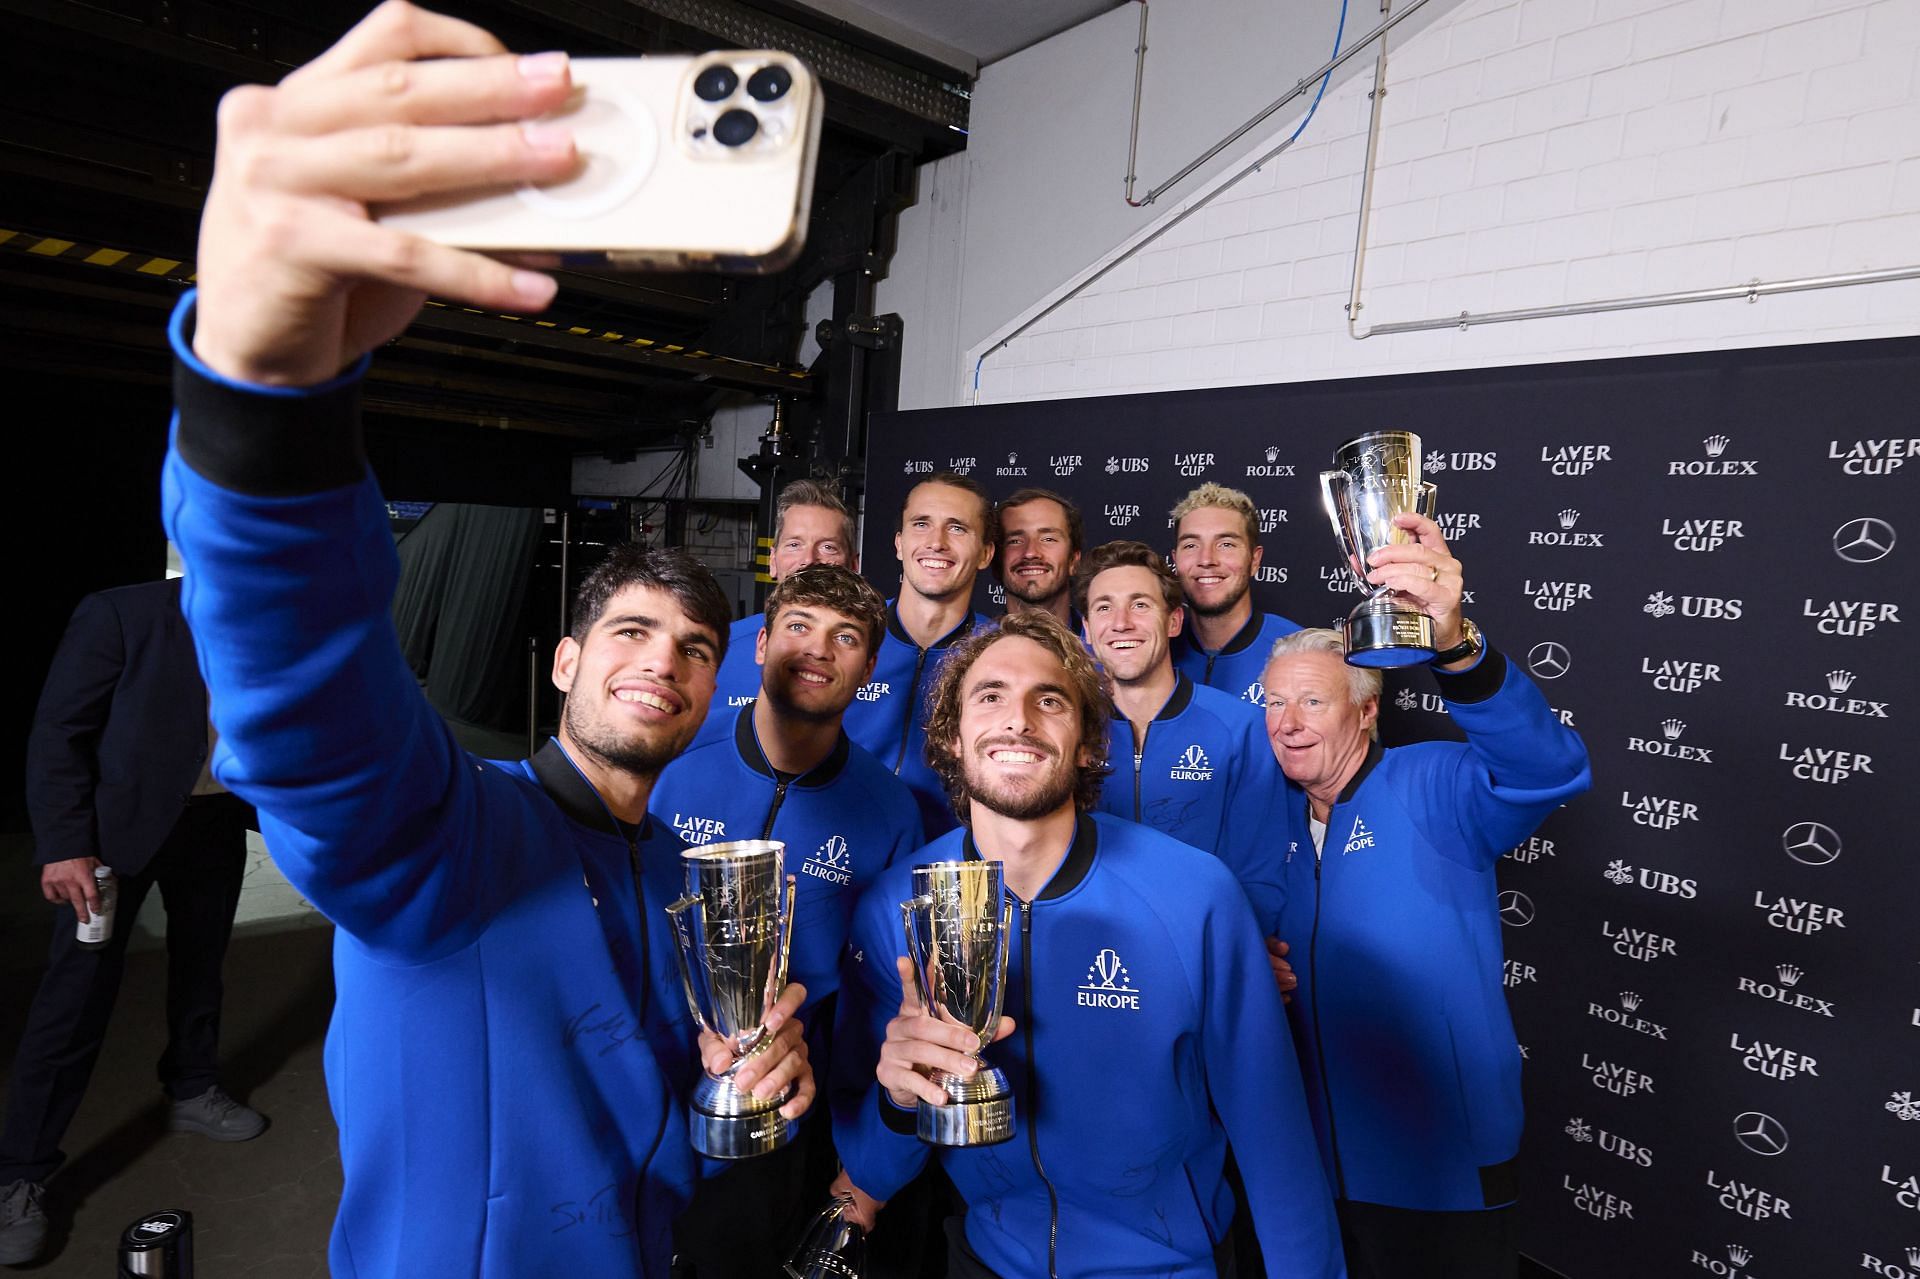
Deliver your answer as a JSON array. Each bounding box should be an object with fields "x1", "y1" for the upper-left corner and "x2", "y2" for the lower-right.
[
  {"x1": 1497, "y1": 890, "x2": 1535, "y2": 927},
  {"x1": 1526, "y1": 642, "x2": 1570, "y2": 680},
  {"x1": 1733, "y1": 1111, "x2": 1789, "y2": 1157},
  {"x1": 1781, "y1": 821, "x2": 1841, "y2": 866},
  {"x1": 1833, "y1": 517, "x2": 1896, "y2": 563}
]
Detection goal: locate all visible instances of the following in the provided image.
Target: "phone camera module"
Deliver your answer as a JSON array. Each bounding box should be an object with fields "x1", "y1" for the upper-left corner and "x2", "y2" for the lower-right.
[
  {"x1": 713, "y1": 108, "x2": 760, "y2": 147},
  {"x1": 694, "y1": 65, "x2": 739, "y2": 101},
  {"x1": 746, "y1": 65, "x2": 793, "y2": 102}
]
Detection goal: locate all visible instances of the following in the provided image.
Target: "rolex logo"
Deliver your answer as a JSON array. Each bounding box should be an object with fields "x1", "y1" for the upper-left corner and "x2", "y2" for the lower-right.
[
  {"x1": 1827, "y1": 669, "x2": 1856, "y2": 693},
  {"x1": 1559, "y1": 508, "x2": 1581, "y2": 529},
  {"x1": 1703, "y1": 434, "x2": 1731, "y2": 458},
  {"x1": 1906, "y1": 1246, "x2": 1920, "y2": 1267},
  {"x1": 1620, "y1": 991, "x2": 1642, "y2": 1012},
  {"x1": 1726, "y1": 1244, "x2": 1750, "y2": 1266},
  {"x1": 1662, "y1": 719, "x2": 1686, "y2": 740},
  {"x1": 1265, "y1": 445, "x2": 1280, "y2": 463},
  {"x1": 1776, "y1": 963, "x2": 1802, "y2": 986}
]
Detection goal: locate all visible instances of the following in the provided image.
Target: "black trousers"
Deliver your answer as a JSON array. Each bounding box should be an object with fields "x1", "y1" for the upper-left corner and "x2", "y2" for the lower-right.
[
  {"x1": 0, "y1": 794, "x2": 251, "y2": 1186},
  {"x1": 1336, "y1": 1199, "x2": 1516, "y2": 1279},
  {"x1": 671, "y1": 1108, "x2": 838, "y2": 1277},
  {"x1": 944, "y1": 1211, "x2": 1238, "y2": 1278}
]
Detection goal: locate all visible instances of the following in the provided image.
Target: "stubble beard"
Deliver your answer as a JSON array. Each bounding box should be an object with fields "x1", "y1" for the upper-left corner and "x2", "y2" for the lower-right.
[
  {"x1": 1187, "y1": 575, "x2": 1250, "y2": 619},
  {"x1": 563, "y1": 694, "x2": 685, "y2": 781},
  {"x1": 962, "y1": 748, "x2": 1078, "y2": 822}
]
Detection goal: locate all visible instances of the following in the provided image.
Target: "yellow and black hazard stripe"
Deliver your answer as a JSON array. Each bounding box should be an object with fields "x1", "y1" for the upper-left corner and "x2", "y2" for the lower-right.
[
  {"x1": 2, "y1": 226, "x2": 812, "y2": 385},
  {"x1": 754, "y1": 536, "x2": 775, "y2": 583},
  {"x1": 0, "y1": 228, "x2": 196, "y2": 282}
]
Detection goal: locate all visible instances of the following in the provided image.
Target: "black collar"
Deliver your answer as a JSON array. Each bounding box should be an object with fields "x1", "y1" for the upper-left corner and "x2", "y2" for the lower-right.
[
  {"x1": 1208, "y1": 609, "x2": 1265, "y2": 656},
  {"x1": 961, "y1": 811, "x2": 1097, "y2": 902},
  {"x1": 732, "y1": 701, "x2": 852, "y2": 787},
  {"x1": 886, "y1": 599, "x2": 978, "y2": 651},
  {"x1": 530, "y1": 737, "x2": 648, "y2": 842},
  {"x1": 1336, "y1": 739, "x2": 1386, "y2": 807},
  {"x1": 1155, "y1": 672, "x2": 1194, "y2": 721}
]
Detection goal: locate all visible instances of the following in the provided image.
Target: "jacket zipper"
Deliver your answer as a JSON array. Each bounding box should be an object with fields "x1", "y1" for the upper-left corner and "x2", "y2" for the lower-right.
[
  {"x1": 1308, "y1": 812, "x2": 1346, "y2": 1200},
  {"x1": 1019, "y1": 899, "x2": 1060, "y2": 1278},
  {"x1": 1203, "y1": 650, "x2": 1217, "y2": 684},
  {"x1": 623, "y1": 832, "x2": 648, "y2": 1023},
  {"x1": 1131, "y1": 747, "x2": 1144, "y2": 821},
  {"x1": 892, "y1": 646, "x2": 931, "y2": 775},
  {"x1": 758, "y1": 777, "x2": 792, "y2": 840}
]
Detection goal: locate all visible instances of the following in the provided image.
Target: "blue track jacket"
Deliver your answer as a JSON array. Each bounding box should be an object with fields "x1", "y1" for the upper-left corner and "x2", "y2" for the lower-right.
[
  {"x1": 1278, "y1": 647, "x2": 1590, "y2": 1212},
  {"x1": 687, "y1": 613, "x2": 766, "y2": 751},
  {"x1": 649, "y1": 703, "x2": 921, "y2": 1077},
  {"x1": 835, "y1": 813, "x2": 1344, "y2": 1279},
  {"x1": 1171, "y1": 611, "x2": 1301, "y2": 707},
  {"x1": 1095, "y1": 674, "x2": 1286, "y2": 935},
  {"x1": 838, "y1": 603, "x2": 987, "y2": 839},
  {"x1": 161, "y1": 295, "x2": 699, "y2": 1276}
]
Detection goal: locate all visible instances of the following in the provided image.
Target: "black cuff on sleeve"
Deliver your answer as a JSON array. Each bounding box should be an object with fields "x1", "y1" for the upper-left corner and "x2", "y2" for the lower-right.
[
  {"x1": 173, "y1": 354, "x2": 368, "y2": 498},
  {"x1": 878, "y1": 1089, "x2": 919, "y2": 1135},
  {"x1": 1433, "y1": 646, "x2": 1508, "y2": 705}
]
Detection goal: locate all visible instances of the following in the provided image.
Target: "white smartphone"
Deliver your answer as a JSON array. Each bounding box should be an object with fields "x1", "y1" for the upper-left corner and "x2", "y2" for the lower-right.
[{"x1": 375, "y1": 52, "x2": 823, "y2": 272}]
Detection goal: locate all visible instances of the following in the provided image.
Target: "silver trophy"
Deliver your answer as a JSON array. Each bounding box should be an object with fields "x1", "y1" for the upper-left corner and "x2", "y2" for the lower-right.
[
  {"x1": 899, "y1": 860, "x2": 1015, "y2": 1147},
  {"x1": 665, "y1": 839, "x2": 798, "y2": 1158},
  {"x1": 784, "y1": 1195, "x2": 867, "y2": 1278},
  {"x1": 1320, "y1": 430, "x2": 1440, "y2": 667}
]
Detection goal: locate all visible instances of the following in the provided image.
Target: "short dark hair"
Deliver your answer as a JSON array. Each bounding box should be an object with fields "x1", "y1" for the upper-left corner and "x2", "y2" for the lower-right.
[
  {"x1": 774, "y1": 478, "x2": 855, "y2": 553},
  {"x1": 764, "y1": 564, "x2": 887, "y2": 656},
  {"x1": 995, "y1": 488, "x2": 1085, "y2": 555},
  {"x1": 901, "y1": 472, "x2": 994, "y2": 540},
  {"x1": 570, "y1": 545, "x2": 733, "y2": 659},
  {"x1": 1072, "y1": 540, "x2": 1184, "y2": 615},
  {"x1": 923, "y1": 612, "x2": 1112, "y2": 821}
]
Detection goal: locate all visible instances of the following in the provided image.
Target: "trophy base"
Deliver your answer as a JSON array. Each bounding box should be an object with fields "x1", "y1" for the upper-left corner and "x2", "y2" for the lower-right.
[
  {"x1": 1342, "y1": 601, "x2": 1435, "y2": 669},
  {"x1": 689, "y1": 1069, "x2": 795, "y2": 1160},
  {"x1": 918, "y1": 1065, "x2": 1015, "y2": 1147}
]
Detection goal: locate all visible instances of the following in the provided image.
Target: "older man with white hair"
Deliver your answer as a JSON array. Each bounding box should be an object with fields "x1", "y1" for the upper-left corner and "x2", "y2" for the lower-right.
[{"x1": 1262, "y1": 510, "x2": 1590, "y2": 1279}]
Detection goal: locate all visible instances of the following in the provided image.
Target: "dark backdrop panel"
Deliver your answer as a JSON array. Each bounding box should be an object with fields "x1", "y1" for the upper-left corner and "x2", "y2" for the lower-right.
[{"x1": 864, "y1": 337, "x2": 1919, "y2": 1279}]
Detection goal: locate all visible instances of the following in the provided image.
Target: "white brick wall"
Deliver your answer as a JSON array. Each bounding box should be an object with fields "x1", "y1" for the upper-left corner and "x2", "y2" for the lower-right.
[{"x1": 962, "y1": 0, "x2": 1920, "y2": 405}]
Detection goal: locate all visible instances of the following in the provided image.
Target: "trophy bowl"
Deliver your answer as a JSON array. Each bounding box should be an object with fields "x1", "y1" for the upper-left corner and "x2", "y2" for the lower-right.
[
  {"x1": 665, "y1": 839, "x2": 798, "y2": 1158},
  {"x1": 899, "y1": 860, "x2": 1015, "y2": 1147},
  {"x1": 1320, "y1": 429, "x2": 1440, "y2": 667}
]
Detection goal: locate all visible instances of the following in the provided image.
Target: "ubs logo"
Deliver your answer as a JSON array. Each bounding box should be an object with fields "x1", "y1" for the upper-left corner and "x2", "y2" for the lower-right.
[
  {"x1": 903, "y1": 459, "x2": 933, "y2": 474},
  {"x1": 1253, "y1": 565, "x2": 1289, "y2": 583},
  {"x1": 1565, "y1": 1117, "x2": 1654, "y2": 1167},
  {"x1": 1395, "y1": 687, "x2": 1449, "y2": 715},
  {"x1": 1604, "y1": 860, "x2": 1698, "y2": 899},
  {"x1": 1423, "y1": 451, "x2": 1497, "y2": 472},
  {"x1": 1644, "y1": 591, "x2": 1745, "y2": 620},
  {"x1": 1105, "y1": 456, "x2": 1150, "y2": 474}
]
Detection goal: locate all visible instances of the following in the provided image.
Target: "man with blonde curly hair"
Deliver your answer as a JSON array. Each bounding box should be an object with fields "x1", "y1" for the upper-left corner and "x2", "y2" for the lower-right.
[
  {"x1": 1169, "y1": 482, "x2": 1301, "y2": 706},
  {"x1": 829, "y1": 613, "x2": 1342, "y2": 1279}
]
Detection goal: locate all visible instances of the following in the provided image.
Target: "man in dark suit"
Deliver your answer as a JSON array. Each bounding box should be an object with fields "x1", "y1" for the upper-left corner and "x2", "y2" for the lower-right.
[{"x1": 0, "y1": 578, "x2": 264, "y2": 1266}]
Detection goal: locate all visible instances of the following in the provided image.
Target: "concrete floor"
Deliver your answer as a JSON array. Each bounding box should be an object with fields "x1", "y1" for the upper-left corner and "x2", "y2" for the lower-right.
[{"x1": 0, "y1": 833, "x2": 338, "y2": 1278}]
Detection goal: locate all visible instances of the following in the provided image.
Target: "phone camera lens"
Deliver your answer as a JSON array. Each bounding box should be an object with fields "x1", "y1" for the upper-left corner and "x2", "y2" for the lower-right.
[
  {"x1": 746, "y1": 65, "x2": 793, "y2": 102},
  {"x1": 713, "y1": 108, "x2": 759, "y2": 147},
  {"x1": 694, "y1": 65, "x2": 738, "y2": 101}
]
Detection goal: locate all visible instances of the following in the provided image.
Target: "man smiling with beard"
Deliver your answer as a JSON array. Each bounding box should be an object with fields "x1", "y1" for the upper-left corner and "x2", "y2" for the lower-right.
[
  {"x1": 992, "y1": 488, "x2": 1084, "y2": 632},
  {"x1": 842, "y1": 472, "x2": 995, "y2": 837},
  {"x1": 829, "y1": 613, "x2": 1342, "y2": 1279},
  {"x1": 1169, "y1": 483, "x2": 1301, "y2": 706},
  {"x1": 648, "y1": 565, "x2": 919, "y2": 1276}
]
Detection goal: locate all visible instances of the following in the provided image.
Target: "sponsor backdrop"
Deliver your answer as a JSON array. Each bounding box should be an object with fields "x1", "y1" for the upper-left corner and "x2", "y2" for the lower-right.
[{"x1": 863, "y1": 337, "x2": 1919, "y2": 1279}]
